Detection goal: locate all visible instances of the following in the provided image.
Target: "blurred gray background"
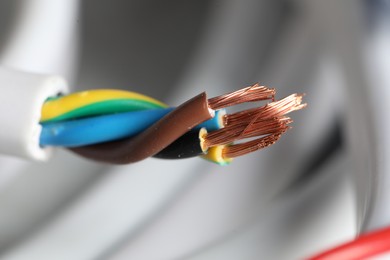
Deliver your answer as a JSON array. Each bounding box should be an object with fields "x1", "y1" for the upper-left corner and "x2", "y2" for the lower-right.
[{"x1": 0, "y1": 0, "x2": 389, "y2": 259}]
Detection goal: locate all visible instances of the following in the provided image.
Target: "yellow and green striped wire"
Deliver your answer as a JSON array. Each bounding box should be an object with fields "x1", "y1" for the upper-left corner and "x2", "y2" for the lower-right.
[
  {"x1": 41, "y1": 89, "x2": 167, "y2": 123},
  {"x1": 201, "y1": 145, "x2": 233, "y2": 166}
]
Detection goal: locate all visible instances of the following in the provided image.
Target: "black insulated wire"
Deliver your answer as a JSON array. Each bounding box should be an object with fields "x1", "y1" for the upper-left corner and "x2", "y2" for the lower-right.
[{"x1": 154, "y1": 128, "x2": 206, "y2": 159}]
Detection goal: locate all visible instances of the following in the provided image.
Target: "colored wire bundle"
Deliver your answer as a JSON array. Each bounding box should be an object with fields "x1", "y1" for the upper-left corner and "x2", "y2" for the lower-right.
[
  {"x1": 40, "y1": 108, "x2": 225, "y2": 147},
  {"x1": 39, "y1": 83, "x2": 306, "y2": 165},
  {"x1": 41, "y1": 89, "x2": 167, "y2": 122}
]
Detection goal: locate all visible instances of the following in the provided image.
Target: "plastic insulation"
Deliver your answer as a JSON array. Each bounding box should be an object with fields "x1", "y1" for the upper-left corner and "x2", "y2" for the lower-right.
[
  {"x1": 42, "y1": 99, "x2": 166, "y2": 123},
  {"x1": 307, "y1": 226, "x2": 390, "y2": 260},
  {"x1": 41, "y1": 89, "x2": 167, "y2": 122},
  {"x1": 154, "y1": 128, "x2": 207, "y2": 159},
  {"x1": 40, "y1": 108, "x2": 173, "y2": 147},
  {"x1": 69, "y1": 92, "x2": 213, "y2": 164},
  {"x1": 40, "y1": 109, "x2": 225, "y2": 147},
  {"x1": 201, "y1": 145, "x2": 232, "y2": 166}
]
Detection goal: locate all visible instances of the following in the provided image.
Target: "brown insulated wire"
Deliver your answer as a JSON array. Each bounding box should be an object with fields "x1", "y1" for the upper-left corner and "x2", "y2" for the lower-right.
[{"x1": 69, "y1": 93, "x2": 212, "y2": 164}]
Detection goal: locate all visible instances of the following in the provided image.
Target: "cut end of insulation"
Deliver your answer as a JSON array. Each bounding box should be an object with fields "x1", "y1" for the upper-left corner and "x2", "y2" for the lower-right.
[
  {"x1": 217, "y1": 109, "x2": 227, "y2": 128},
  {"x1": 0, "y1": 67, "x2": 68, "y2": 161},
  {"x1": 30, "y1": 124, "x2": 53, "y2": 161},
  {"x1": 201, "y1": 145, "x2": 233, "y2": 166},
  {"x1": 32, "y1": 75, "x2": 68, "y2": 160},
  {"x1": 199, "y1": 128, "x2": 208, "y2": 153}
]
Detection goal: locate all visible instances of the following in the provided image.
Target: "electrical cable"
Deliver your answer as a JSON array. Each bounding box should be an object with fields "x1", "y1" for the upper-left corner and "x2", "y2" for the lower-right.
[
  {"x1": 155, "y1": 116, "x2": 291, "y2": 161},
  {"x1": 307, "y1": 226, "x2": 390, "y2": 260},
  {"x1": 23, "y1": 83, "x2": 305, "y2": 164},
  {"x1": 40, "y1": 108, "x2": 173, "y2": 147},
  {"x1": 40, "y1": 91, "x2": 303, "y2": 148},
  {"x1": 66, "y1": 85, "x2": 305, "y2": 164},
  {"x1": 155, "y1": 131, "x2": 283, "y2": 166},
  {"x1": 0, "y1": 67, "x2": 69, "y2": 160},
  {"x1": 40, "y1": 109, "x2": 226, "y2": 147}
]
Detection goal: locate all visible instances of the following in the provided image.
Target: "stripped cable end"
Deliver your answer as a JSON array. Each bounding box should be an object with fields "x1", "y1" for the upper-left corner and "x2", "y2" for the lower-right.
[
  {"x1": 203, "y1": 90, "x2": 306, "y2": 162},
  {"x1": 222, "y1": 133, "x2": 283, "y2": 159},
  {"x1": 204, "y1": 117, "x2": 292, "y2": 147},
  {"x1": 225, "y1": 93, "x2": 307, "y2": 126},
  {"x1": 201, "y1": 134, "x2": 283, "y2": 166}
]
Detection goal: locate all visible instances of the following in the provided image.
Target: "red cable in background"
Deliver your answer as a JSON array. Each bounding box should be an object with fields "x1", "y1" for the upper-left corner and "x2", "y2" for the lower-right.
[{"x1": 308, "y1": 226, "x2": 390, "y2": 260}]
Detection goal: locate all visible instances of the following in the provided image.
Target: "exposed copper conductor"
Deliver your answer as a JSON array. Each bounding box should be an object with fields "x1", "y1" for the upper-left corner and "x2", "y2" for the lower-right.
[
  {"x1": 204, "y1": 117, "x2": 292, "y2": 147},
  {"x1": 225, "y1": 93, "x2": 306, "y2": 126},
  {"x1": 208, "y1": 83, "x2": 276, "y2": 110},
  {"x1": 208, "y1": 90, "x2": 306, "y2": 159},
  {"x1": 222, "y1": 133, "x2": 282, "y2": 159}
]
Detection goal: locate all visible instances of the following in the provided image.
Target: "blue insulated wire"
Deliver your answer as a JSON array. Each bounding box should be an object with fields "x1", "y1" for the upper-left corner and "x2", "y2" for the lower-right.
[{"x1": 40, "y1": 108, "x2": 225, "y2": 147}]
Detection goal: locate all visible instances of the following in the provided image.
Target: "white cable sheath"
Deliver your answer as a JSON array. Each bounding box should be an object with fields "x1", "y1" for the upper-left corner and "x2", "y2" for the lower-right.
[
  {"x1": 0, "y1": 67, "x2": 68, "y2": 161},
  {"x1": 0, "y1": 0, "x2": 79, "y2": 80}
]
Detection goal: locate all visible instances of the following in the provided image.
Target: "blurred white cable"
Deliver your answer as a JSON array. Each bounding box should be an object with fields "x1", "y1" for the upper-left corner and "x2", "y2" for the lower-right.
[
  {"x1": 0, "y1": 0, "x2": 89, "y2": 252},
  {"x1": 0, "y1": 67, "x2": 67, "y2": 160},
  {"x1": 0, "y1": 157, "x2": 28, "y2": 190},
  {"x1": 0, "y1": 0, "x2": 78, "y2": 80}
]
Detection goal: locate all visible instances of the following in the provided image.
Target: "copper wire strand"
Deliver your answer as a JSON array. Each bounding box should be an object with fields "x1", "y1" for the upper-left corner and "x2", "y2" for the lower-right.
[
  {"x1": 222, "y1": 133, "x2": 283, "y2": 159},
  {"x1": 242, "y1": 117, "x2": 292, "y2": 138},
  {"x1": 205, "y1": 92, "x2": 306, "y2": 157},
  {"x1": 207, "y1": 83, "x2": 276, "y2": 110},
  {"x1": 225, "y1": 93, "x2": 306, "y2": 126},
  {"x1": 204, "y1": 117, "x2": 292, "y2": 148}
]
